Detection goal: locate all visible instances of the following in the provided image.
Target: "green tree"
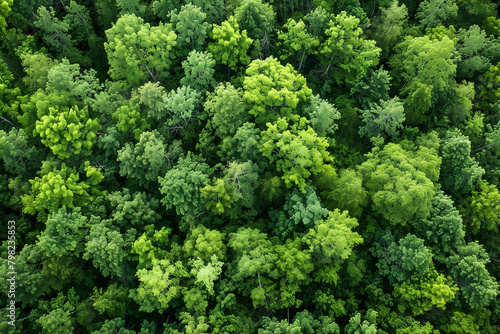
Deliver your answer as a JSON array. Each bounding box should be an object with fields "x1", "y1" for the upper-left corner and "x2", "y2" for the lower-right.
[
  {"x1": 322, "y1": 169, "x2": 367, "y2": 218},
  {"x1": 34, "y1": 105, "x2": 100, "y2": 159},
  {"x1": 169, "y1": 4, "x2": 209, "y2": 53},
  {"x1": 64, "y1": 0, "x2": 94, "y2": 44},
  {"x1": 0, "y1": 128, "x2": 45, "y2": 176},
  {"x1": 116, "y1": 0, "x2": 145, "y2": 17},
  {"x1": 243, "y1": 56, "x2": 312, "y2": 125},
  {"x1": 350, "y1": 68, "x2": 392, "y2": 110},
  {"x1": 269, "y1": 184, "x2": 328, "y2": 239},
  {"x1": 393, "y1": 268, "x2": 458, "y2": 315},
  {"x1": 344, "y1": 309, "x2": 380, "y2": 334},
  {"x1": 416, "y1": 0, "x2": 458, "y2": 29},
  {"x1": 22, "y1": 162, "x2": 104, "y2": 215},
  {"x1": 108, "y1": 189, "x2": 161, "y2": 227},
  {"x1": 130, "y1": 258, "x2": 189, "y2": 313},
  {"x1": 277, "y1": 18, "x2": 320, "y2": 72},
  {"x1": 461, "y1": 181, "x2": 500, "y2": 234},
  {"x1": 37, "y1": 207, "x2": 87, "y2": 257},
  {"x1": 0, "y1": 0, "x2": 12, "y2": 31},
  {"x1": 184, "y1": 225, "x2": 226, "y2": 261},
  {"x1": 84, "y1": 220, "x2": 133, "y2": 278},
  {"x1": 33, "y1": 6, "x2": 73, "y2": 53},
  {"x1": 413, "y1": 191, "x2": 465, "y2": 256},
  {"x1": 208, "y1": 16, "x2": 253, "y2": 71},
  {"x1": 235, "y1": 0, "x2": 275, "y2": 40},
  {"x1": 371, "y1": 232, "x2": 433, "y2": 283},
  {"x1": 358, "y1": 143, "x2": 437, "y2": 225},
  {"x1": 180, "y1": 50, "x2": 217, "y2": 95},
  {"x1": 302, "y1": 94, "x2": 341, "y2": 139},
  {"x1": 158, "y1": 153, "x2": 212, "y2": 217},
  {"x1": 319, "y1": 11, "x2": 381, "y2": 85},
  {"x1": 117, "y1": 130, "x2": 169, "y2": 188},
  {"x1": 259, "y1": 117, "x2": 332, "y2": 192},
  {"x1": 445, "y1": 242, "x2": 499, "y2": 309},
  {"x1": 440, "y1": 129, "x2": 484, "y2": 199},
  {"x1": 359, "y1": 97, "x2": 406, "y2": 139},
  {"x1": 303, "y1": 210, "x2": 363, "y2": 284},
  {"x1": 104, "y1": 13, "x2": 177, "y2": 89},
  {"x1": 163, "y1": 85, "x2": 203, "y2": 132},
  {"x1": 112, "y1": 99, "x2": 150, "y2": 140},
  {"x1": 368, "y1": 1, "x2": 408, "y2": 59}
]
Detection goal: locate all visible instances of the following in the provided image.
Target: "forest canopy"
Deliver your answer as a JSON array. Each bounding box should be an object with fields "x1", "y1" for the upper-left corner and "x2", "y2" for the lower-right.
[{"x1": 1, "y1": 0, "x2": 500, "y2": 333}]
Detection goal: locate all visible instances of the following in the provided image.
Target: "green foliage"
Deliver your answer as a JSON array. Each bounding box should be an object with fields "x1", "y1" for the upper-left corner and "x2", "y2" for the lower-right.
[
  {"x1": 22, "y1": 162, "x2": 103, "y2": 215},
  {"x1": 372, "y1": 232, "x2": 433, "y2": 283},
  {"x1": 131, "y1": 258, "x2": 189, "y2": 313},
  {"x1": 277, "y1": 18, "x2": 319, "y2": 72},
  {"x1": 413, "y1": 191, "x2": 465, "y2": 255},
  {"x1": 158, "y1": 153, "x2": 211, "y2": 216},
  {"x1": 344, "y1": 309, "x2": 380, "y2": 334},
  {"x1": 0, "y1": 0, "x2": 12, "y2": 31},
  {"x1": 461, "y1": 181, "x2": 500, "y2": 234},
  {"x1": 416, "y1": 0, "x2": 458, "y2": 29},
  {"x1": 320, "y1": 11, "x2": 381, "y2": 85},
  {"x1": 259, "y1": 117, "x2": 332, "y2": 192},
  {"x1": 112, "y1": 99, "x2": 150, "y2": 140},
  {"x1": 208, "y1": 16, "x2": 253, "y2": 70},
  {"x1": 350, "y1": 68, "x2": 392, "y2": 110},
  {"x1": 117, "y1": 130, "x2": 169, "y2": 188},
  {"x1": 322, "y1": 168, "x2": 367, "y2": 218},
  {"x1": 269, "y1": 184, "x2": 328, "y2": 239},
  {"x1": 440, "y1": 129, "x2": 485, "y2": 199},
  {"x1": 180, "y1": 50, "x2": 217, "y2": 94},
  {"x1": 234, "y1": 0, "x2": 275, "y2": 40},
  {"x1": 163, "y1": 85, "x2": 203, "y2": 131},
  {"x1": 303, "y1": 94, "x2": 341, "y2": 139},
  {"x1": 0, "y1": 128, "x2": 44, "y2": 176},
  {"x1": 104, "y1": 14, "x2": 177, "y2": 89},
  {"x1": 243, "y1": 56, "x2": 312, "y2": 125},
  {"x1": 303, "y1": 210, "x2": 363, "y2": 284},
  {"x1": 37, "y1": 207, "x2": 87, "y2": 257},
  {"x1": 359, "y1": 97, "x2": 406, "y2": 139},
  {"x1": 445, "y1": 242, "x2": 499, "y2": 309},
  {"x1": 34, "y1": 105, "x2": 100, "y2": 159},
  {"x1": 358, "y1": 143, "x2": 437, "y2": 225},
  {"x1": 169, "y1": 4, "x2": 209, "y2": 52},
  {"x1": 190, "y1": 255, "x2": 224, "y2": 295},
  {"x1": 34, "y1": 6, "x2": 73, "y2": 53},
  {"x1": 369, "y1": 1, "x2": 408, "y2": 59},
  {"x1": 393, "y1": 268, "x2": 458, "y2": 315}
]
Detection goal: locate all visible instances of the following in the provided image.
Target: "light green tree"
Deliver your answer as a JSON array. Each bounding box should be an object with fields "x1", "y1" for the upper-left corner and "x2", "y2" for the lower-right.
[
  {"x1": 259, "y1": 117, "x2": 332, "y2": 193},
  {"x1": 277, "y1": 18, "x2": 319, "y2": 72},
  {"x1": 169, "y1": 4, "x2": 209, "y2": 53},
  {"x1": 235, "y1": 0, "x2": 275, "y2": 40},
  {"x1": 34, "y1": 105, "x2": 100, "y2": 159},
  {"x1": 180, "y1": 51, "x2": 217, "y2": 95},
  {"x1": 359, "y1": 97, "x2": 405, "y2": 139}
]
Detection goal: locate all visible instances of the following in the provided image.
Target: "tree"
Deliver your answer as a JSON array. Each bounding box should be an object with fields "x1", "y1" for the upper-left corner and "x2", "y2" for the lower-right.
[
  {"x1": 461, "y1": 181, "x2": 500, "y2": 235},
  {"x1": 243, "y1": 56, "x2": 312, "y2": 125},
  {"x1": 371, "y1": 231, "x2": 433, "y2": 284},
  {"x1": 302, "y1": 94, "x2": 341, "y2": 139},
  {"x1": 368, "y1": 1, "x2": 408, "y2": 59},
  {"x1": 117, "y1": 130, "x2": 169, "y2": 188},
  {"x1": 158, "y1": 153, "x2": 212, "y2": 217},
  {"x1": 112, "y1": 99, "x2": 150, "y2": 140},
  {"x1": 269, "y1": 184, "x2": 328, "y2": 239},
  {"x1": 322, "y1": 169, "x2": 367, "y2": 218},
  {"x1": 259, "y1": 117, "x2": 332, "y2": 193},
  {"x1": 350, "y1": 68, "x2": 392, "y2": 110},
  {"x1": 359, "y1": 97, "x2": 406, "y2": 139},
  {"x1": 234, "y1": 0, "x2": 275, "y2": 40},
  {"x1": 303, "y1": 210, "x2": 363, "y2": 284},
  {"x1": 84, "y1": 220, "x2": 132, "y2": 278},
  {"x1": 130, "y1": 258, "x2": 189, "y2": 313},
  {"x1": 107, "y1": 189, "x2": 161, "y2": 228},
  {"x1": 413, "y1": 191, "x2": 465, "y2": 256},
  {"x1": 104, "y1": 14, "x2": 177, "y2": 89},
  {"x1": 358, "y1": 143, "x2": 437, "y2": 225},
  {"x1": 22, "y1": 162, "x2": 104, "y2": 215},
  {"x1": 0, "y1": 56, "x2": 20, "y2": 120},
  {"x1": 393, "y1": 268, "x2": 458, "y2": 315},
  {"x1": 33, "y1": 6, "x2": 73, "y2": 53},
  {"x1": 440, "y1": 129, "x2": 484, "y2": 199},
  {"x1": 37, "y1": 207, "x2": 87, "y2": 258},
  {"x1": 169, "y1": 4, "x2": 209, "y2": 53},
  {"x1": 319, "y1": 11, "x2": 381, "y2": 85},
  {"x1": 0, "y1": 0, "x2": 12, "y2": 32},
  {"x1": 0, "y1": 128, "x2": 45, "y2": 177},
  {"x1": 190, "y1": 255, "x2": 224, "y2": 295},
  {"x1": 416, "y1": 0, "x2": 458, "y2": 29},
  {"x1": 344, "y1": 309, "x2": 380, "y2": 334},
  {"x1": 445, "y1": 242, "x2": 499, "y2": 309},
  {"x1": 180, "y1": 51, "x2": 217, "y2": 95},
  {"x1": 34, "y1": 105, "x2": 100, "y2": 159},
  {"x1": 184, "y1": 225, "x2": 226, "y2": 261},
  {"x1": 277, "y1": 18, "x2": 319, "y2": 72},
  {"x1": 208, "y1": 16, "x2": 253, "y2": 71},
  {"x1": 163, "y1": 86, "x2": 203, "y2": 132},
  {"x1": 390, "y1": 35, "x2": 456, "y2": 125},
  {"x1": 116, "y1": 0, "x2": 145, "y2": 17}
]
